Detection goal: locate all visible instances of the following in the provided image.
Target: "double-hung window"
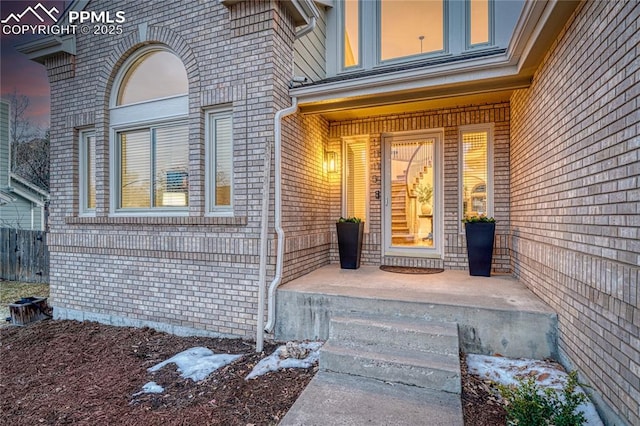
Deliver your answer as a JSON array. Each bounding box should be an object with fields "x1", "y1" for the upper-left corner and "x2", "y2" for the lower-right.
[
  {"x1": 109, "y1": 47, "x2": 189, "y2": 215},
  {"x1": 206, "y1": 110, "x2": 233, "y2": 215},
  {"x1": 79, "y1": 130, "x2": 96, "y2": 215}
]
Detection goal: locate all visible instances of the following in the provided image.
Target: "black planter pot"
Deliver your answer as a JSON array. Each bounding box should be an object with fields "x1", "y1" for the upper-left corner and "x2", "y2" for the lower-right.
[
  {"x1": 464, "y1": 222, "x2": 495, "y2": 277},
  {"x1": 336, "y1": 222, "x2": 364, "y2": 269}
]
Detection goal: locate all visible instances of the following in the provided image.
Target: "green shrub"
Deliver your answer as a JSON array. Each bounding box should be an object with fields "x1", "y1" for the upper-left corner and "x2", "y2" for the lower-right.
[
  {"x1": 498, "y1": 371, "x2": 588, "y2": 426},
  {"x1": 337, "y1": 217, "x2": 362, "y2": 223}
]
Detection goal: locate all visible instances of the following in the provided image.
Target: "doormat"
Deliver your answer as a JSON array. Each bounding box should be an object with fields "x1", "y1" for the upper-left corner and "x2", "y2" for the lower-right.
[{"x1": 379, "y1": 265, "x2": 444, "y2": 274}]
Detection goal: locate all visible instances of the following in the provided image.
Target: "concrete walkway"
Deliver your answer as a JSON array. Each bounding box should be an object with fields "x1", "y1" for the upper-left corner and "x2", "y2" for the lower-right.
[{"x1": 280, "y1": 371, "x2": 463, "y2": 426}]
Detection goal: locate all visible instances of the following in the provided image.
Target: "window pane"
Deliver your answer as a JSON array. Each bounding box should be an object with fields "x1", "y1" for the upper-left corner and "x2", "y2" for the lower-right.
[
  {"x1": 154, "y1": 125, "x2": 189, "y2": 207},
  {"x1": 470, "y1": 0, "x2": 489, "y2": 45},
  {"x1": 345, "y1": 139, "x2": 368, "y2": 222},
  {"x1": 214, "y1": 116, "x2": 232, "y2": 207},
  {"x1": 117, "y1": 51, "x2": 188, "y2": 105},
  {"x1": 85, "y1": 133, "x2": 96, "y2": 210},
  {"x1": 462, "y1": 131, "x2": 488, "y2": 217},
  {"x1": 344, "y1": 0, "x2": 359, "y2": 67},
  {"x1": 120, "y1": 130, "x2": 150, "y2": 208},
  {"x1": 381, "y1": 0, "x2": 443, "y2": 61}
]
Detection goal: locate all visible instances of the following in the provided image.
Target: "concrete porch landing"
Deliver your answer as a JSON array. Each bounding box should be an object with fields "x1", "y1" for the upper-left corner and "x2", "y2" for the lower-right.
[{"x1": 275, "y1": 265, "x2": 558, "y2": 359}]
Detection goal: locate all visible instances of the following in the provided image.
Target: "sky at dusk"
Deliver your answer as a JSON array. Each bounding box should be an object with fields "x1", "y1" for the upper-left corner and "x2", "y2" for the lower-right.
[{"x1": 1, "y1": 1, "x2": 68, "y2": 129}]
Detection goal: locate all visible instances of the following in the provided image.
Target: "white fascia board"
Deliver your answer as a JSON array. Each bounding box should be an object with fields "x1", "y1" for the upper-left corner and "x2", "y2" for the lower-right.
[{"x1": 9, "y1": 173, "x2": 50, "y2": 198}]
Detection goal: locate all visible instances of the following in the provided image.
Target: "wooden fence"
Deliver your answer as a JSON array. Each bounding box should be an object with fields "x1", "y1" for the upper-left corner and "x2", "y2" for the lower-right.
[{"x1": 0, "y1": 228, "x2": 49, "y2": 283}]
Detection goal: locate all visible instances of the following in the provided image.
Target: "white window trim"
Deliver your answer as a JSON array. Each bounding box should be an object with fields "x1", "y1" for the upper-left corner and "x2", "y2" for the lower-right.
[
  {"x1": 205, "y1": 108, "x2": 234, "y2": 217},
  {"x1": 341, "y1": 135, "x2": 370, "y2": 233},
  {"x1": 458, "y1": 123, "x2": 494, "y2": 232},
  {"x1": 79, "y1": 129, "x2": 95, "y2": 217},
  {"x1": 110, "y1": 119, "x2": 190, "y2": 216}
]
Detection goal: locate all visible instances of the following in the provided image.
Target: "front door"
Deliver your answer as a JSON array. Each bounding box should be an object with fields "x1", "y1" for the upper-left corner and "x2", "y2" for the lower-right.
[{"x1": 383, "y1": 131, "x2": 442, "y2": 257}]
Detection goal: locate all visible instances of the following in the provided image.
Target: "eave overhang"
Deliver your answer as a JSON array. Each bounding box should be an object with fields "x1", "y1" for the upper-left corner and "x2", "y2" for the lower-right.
[
  {"x1": 221, "y1": 0, "x2": 320, "y2": 27},
  {"x1": 9, "y1": 173, "x2": 49, "y2": 205},
  {"x1": 15, "y1": 35, "x2": 76, "y2": 63},
  {"x1": 291, "y1": 0, "x2": 580, "y2": 115}
]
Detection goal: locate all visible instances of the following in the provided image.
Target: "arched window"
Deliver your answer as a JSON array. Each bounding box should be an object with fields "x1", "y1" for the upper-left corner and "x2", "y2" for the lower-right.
[
  {"x1": 109, "y1": 47, "x2": 189, "y2": 213},
  {"x1": 117, "y1": 50, "x2": 188, "y2": 105}
]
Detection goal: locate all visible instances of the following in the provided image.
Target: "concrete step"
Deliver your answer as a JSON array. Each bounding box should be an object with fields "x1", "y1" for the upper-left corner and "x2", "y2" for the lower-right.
[
  {"x1": 320, "y1": 341, "x2": 461, "y2": 393},
  {"x1": 329, "y1": 316, "x2": 459, "y2": 356},
  {"x1": 321, "y1": 316, "x2": 461, "y2": 393}
]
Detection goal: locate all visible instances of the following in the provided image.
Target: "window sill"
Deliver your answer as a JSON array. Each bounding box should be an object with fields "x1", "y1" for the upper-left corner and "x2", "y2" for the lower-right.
[{"x1": 65, "y1": 216, "x2": 247, "y2": 226}]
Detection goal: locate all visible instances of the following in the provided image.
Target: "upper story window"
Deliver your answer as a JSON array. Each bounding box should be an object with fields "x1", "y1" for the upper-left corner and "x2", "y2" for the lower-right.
[
  {"x1": 469, "y1": 0, "x2": 491, "y2": 46},
  {"x1": 380, "y1": 0, "x2": 444, "y2": 62},
  {"x1": 110, "y1": 47, "x2": 189, "y2": 215},
  {"x1": 343, "y1": 0, "x2": 359, "y2": 68},
  {"x1": 331, "y1": 0, "x2": 518, "y2": 76}
]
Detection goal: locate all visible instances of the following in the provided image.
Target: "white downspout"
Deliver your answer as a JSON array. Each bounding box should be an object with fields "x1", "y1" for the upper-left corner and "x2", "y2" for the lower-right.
[{"x1": 257, "y1": 97, "x2": 298, "y2": 350}]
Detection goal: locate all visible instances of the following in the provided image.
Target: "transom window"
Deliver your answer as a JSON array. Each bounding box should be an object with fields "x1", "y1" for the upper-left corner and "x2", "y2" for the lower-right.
[
  {"x1": 117, "y1": 50, "x2": 188, "y2": 105},
  {"x1": 110, "y1": 47, "x2": 189, "y2": 215}
]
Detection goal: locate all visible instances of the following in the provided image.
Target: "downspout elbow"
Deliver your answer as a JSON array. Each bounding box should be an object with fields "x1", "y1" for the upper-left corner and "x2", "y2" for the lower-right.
[{"x1": 295, "y1": 16, "x2": 316, "y2": 39}]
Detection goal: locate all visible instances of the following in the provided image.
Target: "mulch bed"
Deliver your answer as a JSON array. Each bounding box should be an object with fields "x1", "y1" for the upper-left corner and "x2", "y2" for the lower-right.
[
  {"x1": 461, "y1": 353, "x2": 507, "y2": 425},
  {"x1": 0, "y1": 319, "x2": 506, "y2": 425},
  {"x1": 0, "y1": 320, "x2": 315, "y2": 425}
]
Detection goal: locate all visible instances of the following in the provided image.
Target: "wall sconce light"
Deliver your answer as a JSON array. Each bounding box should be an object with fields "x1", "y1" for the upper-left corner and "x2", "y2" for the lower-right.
[{"x1": 326, "y1": 151, "x2": 337, "y2": 173}]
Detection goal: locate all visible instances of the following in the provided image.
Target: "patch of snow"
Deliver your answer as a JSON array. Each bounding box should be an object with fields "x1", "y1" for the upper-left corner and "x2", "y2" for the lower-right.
[
  {"x1": 466, "y1": 354, "x2": 603, "y2": 426},
  {"x1": 148, "y1": 347, "x2": 242, "y2": 382},
  {"x1": 133, "y1": 381, "x2": 165, "y2": 396},
  {"x1": 246, "y1": 341, "x2": 323, "y2": 380}
]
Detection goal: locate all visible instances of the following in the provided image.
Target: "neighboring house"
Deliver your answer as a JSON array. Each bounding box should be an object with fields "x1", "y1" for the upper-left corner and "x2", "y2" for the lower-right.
[
  {"x1": 0, "y1": 100, "x2": 49, "y2": 230},
  {"x1": 15, "y1": 0, "x2": 637, "y2": 424}
]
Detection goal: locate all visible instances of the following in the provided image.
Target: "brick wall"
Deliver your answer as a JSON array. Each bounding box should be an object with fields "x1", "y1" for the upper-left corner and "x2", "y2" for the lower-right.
[
  {"x1": 280, "y1": 113, "x2": 332, "y2": 282},
  {"x1": 327, "y1": 103, "x2": 511, "y2": 272},
  {"x1": 46, "y1": 0, "x2": 297, "y2": 338},
  {"x1": 510, "y1": 1, "x2": 639, "y2": 424}
]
